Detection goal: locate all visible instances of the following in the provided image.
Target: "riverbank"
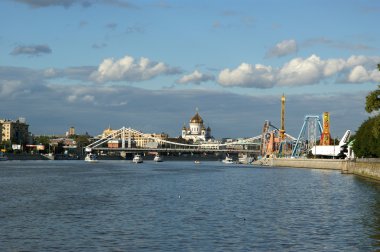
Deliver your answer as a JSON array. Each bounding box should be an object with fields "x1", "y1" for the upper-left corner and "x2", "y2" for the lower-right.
[
  {"x1": 4, "y1": 153, "x2": 50, "y2": 161},
  {"x1": 259, "y1": 158, "x2": 380, "y2": 181}
]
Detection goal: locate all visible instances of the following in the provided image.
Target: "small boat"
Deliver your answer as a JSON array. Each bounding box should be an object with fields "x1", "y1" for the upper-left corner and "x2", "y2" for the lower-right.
[
  {"x1": 133, "y1": 154, "x2": 143, "y2": 163},
  {"x1": 222, "y1": 156, "x2": 234, "y2": 164},
  {"x1": 194, "y1": 160, "x2": 201, "y2": 164},
  {"x1": 238, "y1": 154, "x2": 254, "y2": 164},
  {"x1": 84, "y1": 153, "x2": 98, "y2": 163},
  {"x1": 153, "y1": 154, "x2": 163, "y2": 162},
  {"x1": 0, "y1": 152, "x2": 8, "y2": 161},
  {"x1": 42, "y1": 153, "x2": 55, "y2": 160}
]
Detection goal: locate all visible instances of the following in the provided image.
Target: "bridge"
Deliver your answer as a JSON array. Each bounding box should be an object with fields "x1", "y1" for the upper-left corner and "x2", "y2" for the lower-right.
[{"x1": 84, "y1": 127, "x2": 261, "y2": 156}]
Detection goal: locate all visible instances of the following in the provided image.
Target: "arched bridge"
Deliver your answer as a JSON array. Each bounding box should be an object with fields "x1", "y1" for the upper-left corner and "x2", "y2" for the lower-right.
[{"x1": 85, "y1": 127, "x2": 261, "y2": 155}]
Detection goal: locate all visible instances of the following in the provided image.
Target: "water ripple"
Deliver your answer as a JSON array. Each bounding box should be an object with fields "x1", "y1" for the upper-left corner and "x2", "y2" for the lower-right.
[{"x1": 0, "y1": 161, "x2": 379, "y2": 251}]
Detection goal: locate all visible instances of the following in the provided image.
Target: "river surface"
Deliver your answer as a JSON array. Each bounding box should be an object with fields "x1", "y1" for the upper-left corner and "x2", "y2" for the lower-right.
[{"x1": 0, "y1": 160, "x2": 380, "y2": 251}]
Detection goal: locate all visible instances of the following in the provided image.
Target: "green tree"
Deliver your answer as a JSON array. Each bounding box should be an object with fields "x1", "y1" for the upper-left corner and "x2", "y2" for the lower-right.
[
  {"x1": 353, "y1": 117, "x2": 380, "y2": 158},
  {"x1": 0, "y1": 140, "x2": 12, "y2": 152},
  {"x1": 73, "y1": 134, "x2": 91, "y2": 156},
  {"x1": 73, "y1": 135, "x2": 91, "y2": 147},
  {"x1": 365, "y1": 85, "x2": 380, "y2": 113},
  {"x1": 353, "y1": 64, "x2": 380, "y2": 157},
  {"x1": 34, "y1": 135, "x2": 51, "y2": 153},
  {"x1": 54, "y1": 141, "x2": 65, "y2": 154}
]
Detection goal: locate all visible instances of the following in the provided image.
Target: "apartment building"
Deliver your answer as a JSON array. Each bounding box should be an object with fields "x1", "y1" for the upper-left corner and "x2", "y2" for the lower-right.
[{"x1": 0, "y1": 118, "x2": 30, "y2": 144}]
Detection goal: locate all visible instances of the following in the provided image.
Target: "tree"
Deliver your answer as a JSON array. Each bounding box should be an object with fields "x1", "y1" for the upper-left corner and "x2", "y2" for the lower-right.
[
  {"x1": 73, "y1": 134, "x2": 91, "y2": 156},
  {"x1": 34, "y1": 135, "x2": 51, "y2": 153},
  {"x1": 73, "y1": 135, "x2": 91, "y2": 147},
  {"x1": 353, "y1": 64, "x2": 380, "y2": 157},
  {"x1": 0, "y1": 140, "x2": 12, "y2": 152},
  {"x1": 353, "y1": 117, "x2": 380, "y2": 158},
  {"x1": 365, "y1": 85, "x2": 380, "y2": 113}
]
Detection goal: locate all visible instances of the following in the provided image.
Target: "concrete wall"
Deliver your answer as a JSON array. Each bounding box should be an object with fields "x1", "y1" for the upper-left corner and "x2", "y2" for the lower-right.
[
  {"x1": 346, "y1": 159, "x2": 380, "y2": 181},
  {"x1": 265, "y1": 158, "x2": 380, "y2": 181},
  {"x1": 270, "y1": 158, "x2": 344, "y2": 170}
]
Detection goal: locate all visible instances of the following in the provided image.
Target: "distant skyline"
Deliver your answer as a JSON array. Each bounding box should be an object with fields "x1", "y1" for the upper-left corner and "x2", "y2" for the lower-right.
[{"x1": 1, "y1": 0, "x2": 379, "y2": 138}]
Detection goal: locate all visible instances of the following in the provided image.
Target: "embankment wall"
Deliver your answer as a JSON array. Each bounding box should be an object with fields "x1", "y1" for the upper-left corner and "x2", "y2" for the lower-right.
[
  {"x1": 270, "y1": 158, "x2": 343, "y2": 170},
  {"x1": 269, "y1": 158, "x2": 380, "y2": 181},
  {"x1": 346, "y1": 159, "x2": 380, "y2": 181}
]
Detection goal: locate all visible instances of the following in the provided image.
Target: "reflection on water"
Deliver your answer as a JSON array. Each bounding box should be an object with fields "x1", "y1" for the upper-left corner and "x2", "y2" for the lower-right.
[
  {"x1": 353, "y1": 176, "x2": 380, "y2": 249},
  {"x1": 0, "y1": 160, "x2": 379, "y2": 251}
]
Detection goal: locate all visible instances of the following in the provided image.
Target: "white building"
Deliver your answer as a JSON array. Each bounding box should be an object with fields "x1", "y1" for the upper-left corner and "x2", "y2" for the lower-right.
[{"x1": 181, "y1": 111, "x2": 212, "y2": 142}]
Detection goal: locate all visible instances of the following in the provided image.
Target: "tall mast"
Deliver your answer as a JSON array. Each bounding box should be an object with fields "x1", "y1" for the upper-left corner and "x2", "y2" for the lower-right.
[{"x1": 280, "y1": 94, "x2": 286, "y2": 140}]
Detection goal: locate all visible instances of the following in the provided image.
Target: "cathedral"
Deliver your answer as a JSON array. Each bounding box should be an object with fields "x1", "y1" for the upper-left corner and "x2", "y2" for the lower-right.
[{"x1": 181, "y1": 111, "x2": 212, "y2": 142}]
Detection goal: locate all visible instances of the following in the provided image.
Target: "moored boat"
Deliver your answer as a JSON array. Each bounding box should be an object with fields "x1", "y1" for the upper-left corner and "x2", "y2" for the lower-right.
[
  {"x1": 133, "y1": 154, "x2": 143, "y2": 163},
  {"x1": 238, "y1": 154, "x2": 254, "y2": 164},
  {"x1": 222, "y1": 156, "x2": 234, "y2": 164},
  {"x1": 42, "y1": 153, "x2": 55, "y2": 160},
  {"x1": 84, "y1": 153, "x2": 98, "y2": 163},
  {"x1": 153, "y1": 154, "x2": 163, "y2": 162}
]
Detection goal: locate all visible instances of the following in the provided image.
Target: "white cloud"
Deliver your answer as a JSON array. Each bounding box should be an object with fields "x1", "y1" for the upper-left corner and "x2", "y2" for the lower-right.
[
  {"x1": 176, "y1": 70, "x2": 214, "y2": 84},
  {"x1": 67, "y1": 95, "x2": 77, "y2": 103},
  {"x1": 90, "y1": 55, "x2": 181, "y2": 83},
  {"x1": 82, "y1": 95, "x2": 95, "y2": 102},
  {"x1": 323, "y1": 59, "x2": 346, "y2": 77},
  {"x1": 217, "y1": 54, "x2": 380, "y2": 88},
  {"x1": 43, "y1": 68, "x2": 59, "y2": 78},
  {"x1": 277, "y1": 55, "x2": 323, "y2": 86},
  {"x1": 348, "y1": 65, "x2": 380, "y2": 83},
  {"x1": 266, "y1": 39, "x2": 298, "y2": 58},
  {"x1": 218, "y1": 63, "x2": 275, "y2": 88}
]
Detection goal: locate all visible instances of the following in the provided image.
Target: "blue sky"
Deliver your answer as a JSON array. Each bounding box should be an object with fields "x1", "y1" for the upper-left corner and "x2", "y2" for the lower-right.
[{"x1": 1, "y1": 0, "x2": 379, "y2": 138}]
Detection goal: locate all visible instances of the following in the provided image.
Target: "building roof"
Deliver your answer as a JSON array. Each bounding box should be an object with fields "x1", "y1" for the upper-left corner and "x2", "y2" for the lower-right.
[{"x1": 190, "y1": 112, "x2": 203, "y2": 124}]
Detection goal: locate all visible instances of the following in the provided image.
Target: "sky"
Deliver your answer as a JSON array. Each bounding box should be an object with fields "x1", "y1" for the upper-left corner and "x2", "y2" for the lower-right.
[{"x1": 1, "y1": 0, "x2": 379, "y2": 139}]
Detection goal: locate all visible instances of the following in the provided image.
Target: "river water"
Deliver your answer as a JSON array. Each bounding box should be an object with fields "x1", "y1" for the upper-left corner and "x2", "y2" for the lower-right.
[{"x1": 0, "y1": 160, "x2": 379, "y2": 251}]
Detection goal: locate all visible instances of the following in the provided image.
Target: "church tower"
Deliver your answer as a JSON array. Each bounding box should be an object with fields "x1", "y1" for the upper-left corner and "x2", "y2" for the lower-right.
[{"x1": 181, "y1": 109, "x2": 212, "y2": 142}]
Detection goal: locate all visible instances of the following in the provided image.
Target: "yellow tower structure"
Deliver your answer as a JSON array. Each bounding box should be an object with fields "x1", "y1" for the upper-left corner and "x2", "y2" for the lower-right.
[
  {"x1": 279, "y1": 94, "x2": 286, "y2": 140},
  {"x1": 320, "y1": 112, "x2": 331, "y2": 145}
]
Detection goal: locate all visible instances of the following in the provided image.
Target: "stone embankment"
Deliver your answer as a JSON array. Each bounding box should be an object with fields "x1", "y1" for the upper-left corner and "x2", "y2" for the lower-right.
[
  {"x1": 256, "y1": 158, "x2": 380, "y2": 181},
  {"x1": 5, "y1": 153, "x2": 49, "y2": 160}
]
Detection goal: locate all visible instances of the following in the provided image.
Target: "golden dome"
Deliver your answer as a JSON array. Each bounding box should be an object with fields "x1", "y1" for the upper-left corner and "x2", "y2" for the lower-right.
[
  {"x1": 102, "y1": 125, "x2": 115, "y2": 136},
  {"x1": 190, "y1": 112, "x2": 203, "y2": 124}
]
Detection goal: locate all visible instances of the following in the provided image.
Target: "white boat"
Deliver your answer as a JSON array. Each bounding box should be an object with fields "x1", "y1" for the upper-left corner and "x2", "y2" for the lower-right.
[
  {"x1": 222, "y1": 156, "x2": 234, "y2": 164},
  {"x1": 42, "y1": 153, "x2": 55, "y2": 160},
  {"x1": 238, "y1": 154, "x2": 254, "y2": 164},
  {"x1": 133, "y1": 154, "x2": 143, "y2": 163},
  {"x1": 0, "y1": 152, "x2": 8, "y2": 161},
  {"x1": 84, "y1": 153, "x2": 98, "y2": 163},
  {"x1": 153, "y1": 154, "x2": 163, "y2": 162},
  {"x1": 194, "y1": 160, "x2": 201, "y2": 164}
]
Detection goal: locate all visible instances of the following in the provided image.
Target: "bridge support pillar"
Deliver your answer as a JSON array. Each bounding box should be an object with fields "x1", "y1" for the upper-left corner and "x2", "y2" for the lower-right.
[
  {"x1": 122, "y1": 127, "x2": 125, "y2": 149},
  {"x1": 128, "y1": 128, "x2": 131, "y2": 148}
]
